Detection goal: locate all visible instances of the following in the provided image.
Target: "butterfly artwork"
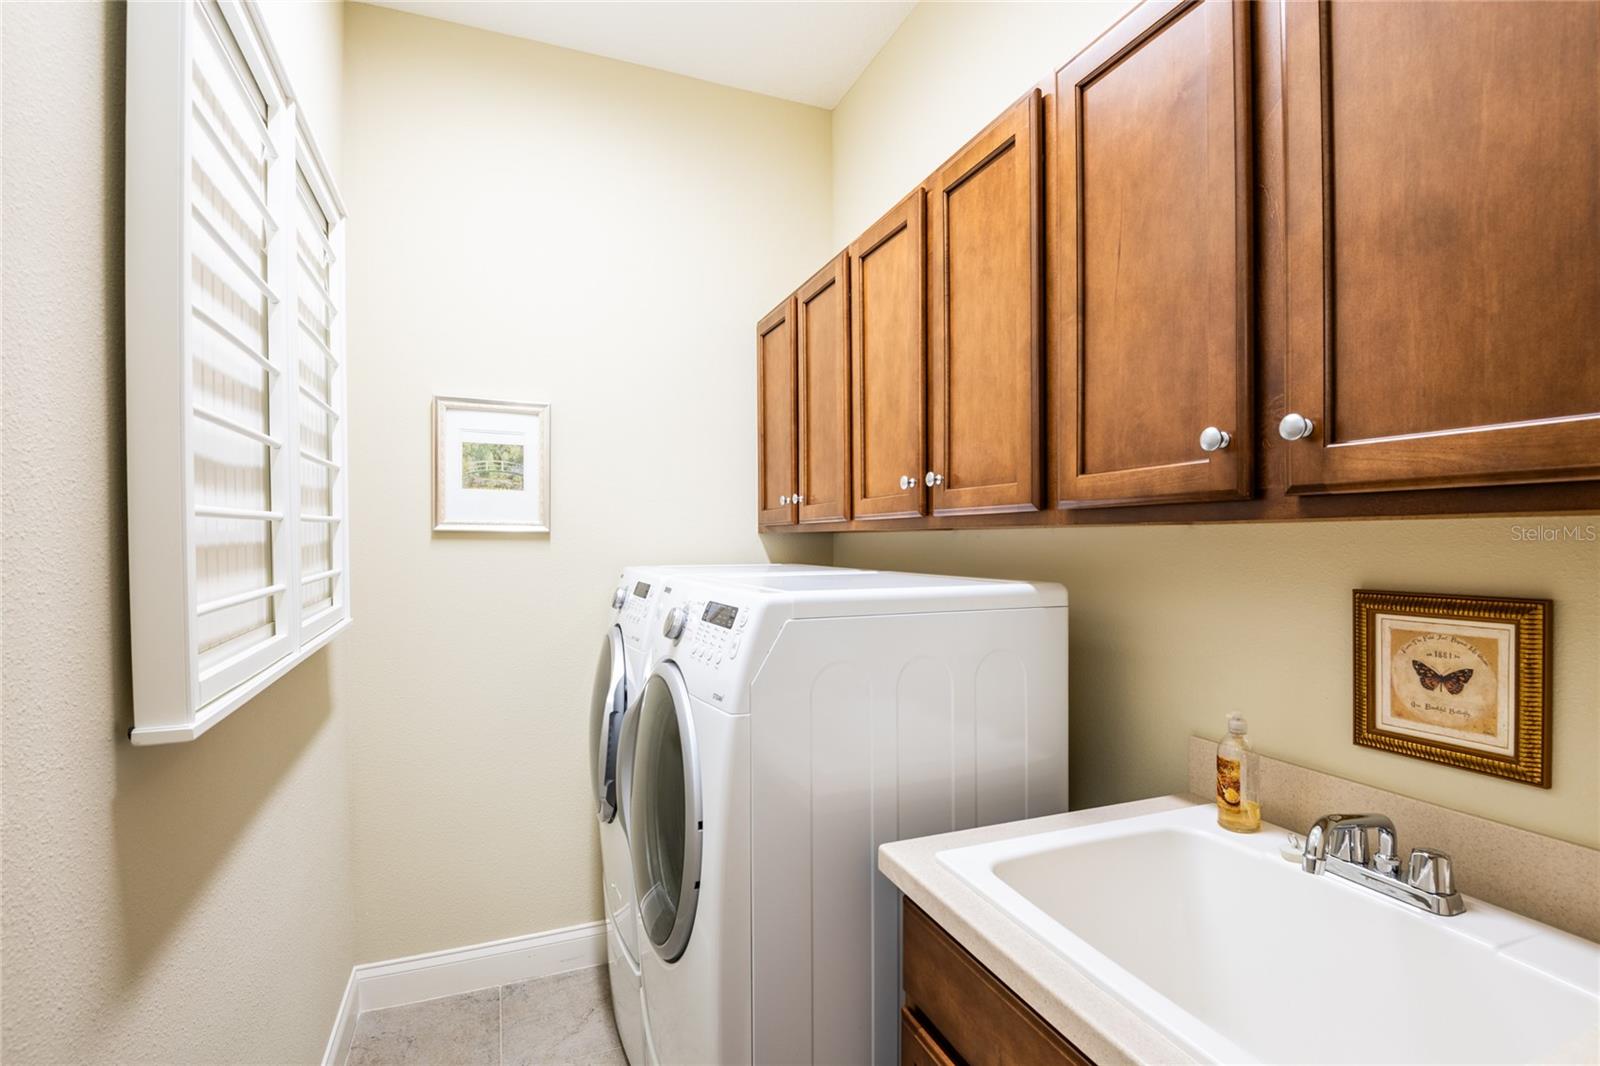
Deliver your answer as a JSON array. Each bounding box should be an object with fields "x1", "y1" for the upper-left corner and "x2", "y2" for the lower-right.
[
  {"x1": 1411, "y1": 660, "x2": 1474, "y2": 695},
  {"x1": 1355, "y1": 590, "x2": 1550, "y2": 788}
]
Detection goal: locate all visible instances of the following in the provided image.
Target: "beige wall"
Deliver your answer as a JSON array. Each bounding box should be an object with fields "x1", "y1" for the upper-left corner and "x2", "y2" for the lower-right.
[
  {"x1": 831, "y1": 0, "x2": 1130, "y2": 246},
  {"x1": 338, "y1": 3, "x2": 831, "y2": 961},
  {"x1": 829, "y1": 2, "x2": 1600, "y2": 848},
  {"x1": 4, "y1": 7, "x2": 1595, "y2": 1064},
  {"x1": 1, "y1": 3, "x2": 355, "y2": 1063}
]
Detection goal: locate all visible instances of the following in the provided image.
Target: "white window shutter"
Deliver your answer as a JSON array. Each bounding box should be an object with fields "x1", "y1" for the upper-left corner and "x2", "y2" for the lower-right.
[{"x1": 126, "y1": 0, "x2": 350, "y2": 744}]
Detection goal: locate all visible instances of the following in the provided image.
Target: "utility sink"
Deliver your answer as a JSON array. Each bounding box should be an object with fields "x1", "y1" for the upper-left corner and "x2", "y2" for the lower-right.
[{"x1": 938, "y1": 804, "x2": 1600, "y2": 1064}]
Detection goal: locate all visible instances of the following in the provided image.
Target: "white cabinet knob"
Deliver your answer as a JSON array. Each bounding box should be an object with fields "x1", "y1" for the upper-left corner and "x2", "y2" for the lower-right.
[
  {"x1": 778, "y1": 494, "x2": 789, "y2": 505},
  {"x1": 1199, "y1": 427, "x2": 1231, "y2": 453},
  {"x1": 924, "y1": 471, "x2": 944, "y2": 487},
  {"x1": 793, "y1": 493, "x2": 805, "y2": 505},
  {"x1": 899, "y1": 475, "x2": 916, "y2": 490},
  {"x1": 1279, "y1": 413, "x2": 1315, "y2": 441}
]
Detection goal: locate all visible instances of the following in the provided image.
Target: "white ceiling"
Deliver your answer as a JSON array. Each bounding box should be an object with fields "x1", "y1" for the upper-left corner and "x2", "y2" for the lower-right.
[{"x1": 361, "y1": 1, "x2": 918, "y2": 108}]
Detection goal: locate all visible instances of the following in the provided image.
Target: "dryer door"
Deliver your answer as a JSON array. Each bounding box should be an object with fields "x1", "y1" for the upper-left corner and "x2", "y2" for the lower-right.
[
  {"x1": 628, "y1": 662, "x2": 703, "y2": 963},
  {"x1": 590, "y1": 626, "x2": 629, "y2": 823}
]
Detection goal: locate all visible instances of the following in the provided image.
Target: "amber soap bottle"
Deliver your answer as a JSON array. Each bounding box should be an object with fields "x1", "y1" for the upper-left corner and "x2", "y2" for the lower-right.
[{"x1": 1216, "y1": 714, "x2": 1261, "y2": 833}]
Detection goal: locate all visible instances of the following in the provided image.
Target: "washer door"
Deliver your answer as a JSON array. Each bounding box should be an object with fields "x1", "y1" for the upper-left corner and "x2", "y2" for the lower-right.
[
  {"x1": 590, "y1": 626, "x2": 629, "y2": 823},
  {"x1": 628, "y1": 663, "x2": 702, "y2": 963}
]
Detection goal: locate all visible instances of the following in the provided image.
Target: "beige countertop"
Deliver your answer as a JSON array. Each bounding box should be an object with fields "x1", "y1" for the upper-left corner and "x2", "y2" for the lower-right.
[{"x1": 878, "y1": 796, "x2": 1203, "y2": 1066}]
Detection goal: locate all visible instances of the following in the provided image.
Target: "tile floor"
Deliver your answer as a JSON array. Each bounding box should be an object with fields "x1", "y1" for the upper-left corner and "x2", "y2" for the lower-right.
[{"x1": 346, "y1": 966, "x2": 627, "y2": 1066}]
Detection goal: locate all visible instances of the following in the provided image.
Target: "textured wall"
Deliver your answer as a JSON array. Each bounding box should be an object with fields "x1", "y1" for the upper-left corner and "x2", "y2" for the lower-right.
[
  {"x1": 830, "y1": 0, "x2": 1131, "y2": 247},
  {"x1": 339, "y1": 4, "x2": 831, "y2": 961},
  {"x1": 1, "y1": 4, "x2": 357, "y2": 1062},
  {"x1": 829, "y1": 2, "x2": 1600, "y2": 849},
  {"x1": 834, "y1": 521, "x2": 1600, "y2": 848}
]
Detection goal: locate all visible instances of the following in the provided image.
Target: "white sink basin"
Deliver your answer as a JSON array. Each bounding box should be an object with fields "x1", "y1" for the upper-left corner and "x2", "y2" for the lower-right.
[{"x1": 938, "y1": 804, "x2": 1600, "y2": 1064}]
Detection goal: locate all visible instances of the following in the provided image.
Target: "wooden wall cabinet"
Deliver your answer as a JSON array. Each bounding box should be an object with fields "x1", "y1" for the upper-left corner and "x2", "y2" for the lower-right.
[
  {"x1": 927, "y1": 90, "x2": 1045, "y2": 516},
  {"x1": 1053, "y1": 0, "x2": 1253, "y2": 508},
  {"x1": 1280, "y1": 0, "x2": 1600, "y2": 494},
  {"x1": 797, "y1": 253, "x2": 853, "y2": 523},
  {"x1": 756, "y1": 297, "x2": 798, "y2": 527},
  {"x1": 901, "y1": 900, "x2": 1090, "y2": 1066},
  {"x1": 850, "y1": 190, "x2": 928, "y2": 520},
  {"x1": 756, "y1": 0, "x2": 1600, "y2": 534}
]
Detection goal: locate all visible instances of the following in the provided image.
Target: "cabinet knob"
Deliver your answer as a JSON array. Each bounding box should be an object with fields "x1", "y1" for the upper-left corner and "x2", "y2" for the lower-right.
[
  {"x1": 1279, "y1": 413, "x2": 1315, "y2": 441},
  {"x1": 1199, "y1": 427, "x2": 1232, "y2": 453},
  {"x1": 778, "y1": 494, "x2": 789, "y2": 506},
  {"x1": 793, "y1": 493, "x2": 805, "y2": 505},
  {"x1": 924, "y1": 471, "x2": 944, "y2": 488},
  {"x1": 899, "y1": 475, "x2": 916, "y2": 490}
]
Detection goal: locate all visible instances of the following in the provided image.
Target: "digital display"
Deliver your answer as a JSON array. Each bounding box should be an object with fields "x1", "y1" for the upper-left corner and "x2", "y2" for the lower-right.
[
  {"x1": 633, "y1": 582, "x2": 651, "y2": 598},
  {"x1": 702, "y1": 601, "x2": 738, "y2": 629}
]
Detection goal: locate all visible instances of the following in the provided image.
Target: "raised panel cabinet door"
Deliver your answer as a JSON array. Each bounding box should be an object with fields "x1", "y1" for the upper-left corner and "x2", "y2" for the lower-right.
[
  {"x1": 797, "y1": 252, "x2": 852, "y2": 523},
  {"x1": 1053, "y1": 0, "x2": 1253, "y2": 508},
  {"x1": 927, "y1": 90, "x2": 1045, "y2": 516},
  {"x1": 1282, "y1": 0, "x2": 1600, "y2": 493},
  {"x1": 757, "y1": 296, "x2": 799, "y2": 527},
  {"x1": 850, "y1": 190, "x2": 928, "y2": 520}
]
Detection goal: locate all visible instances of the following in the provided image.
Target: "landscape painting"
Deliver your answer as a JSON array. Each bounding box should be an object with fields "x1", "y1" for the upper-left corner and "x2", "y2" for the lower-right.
[{"x1": 461, "y1": 440, "x2": 525, "y2": 491}]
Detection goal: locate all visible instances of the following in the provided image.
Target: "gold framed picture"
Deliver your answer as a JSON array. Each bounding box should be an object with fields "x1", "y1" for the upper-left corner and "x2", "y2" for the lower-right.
[{"x1": 1353, "y1": 590, "x2": 1551, "y2": 788}]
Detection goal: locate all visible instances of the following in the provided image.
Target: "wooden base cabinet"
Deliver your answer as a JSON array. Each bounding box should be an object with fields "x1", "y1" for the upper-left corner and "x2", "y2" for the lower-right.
[{"x1": 902, "y1": 900, "x2": 1093, "y2": 1066}]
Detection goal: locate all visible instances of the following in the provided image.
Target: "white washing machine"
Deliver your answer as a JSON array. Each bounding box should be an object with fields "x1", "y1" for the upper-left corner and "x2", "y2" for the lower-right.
[
  {"x1": 593, "y1": 564, "x2": 852, "y2": 1065},
  {"x1": 621, "y1": 568, "x2": 1069, "y2": 1065}
]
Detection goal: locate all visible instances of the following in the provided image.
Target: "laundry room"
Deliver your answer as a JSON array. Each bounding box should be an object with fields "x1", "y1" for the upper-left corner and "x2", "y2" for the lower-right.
[{"x1": 2, "y1": 1, "x2": 1598, "y2": 1064}]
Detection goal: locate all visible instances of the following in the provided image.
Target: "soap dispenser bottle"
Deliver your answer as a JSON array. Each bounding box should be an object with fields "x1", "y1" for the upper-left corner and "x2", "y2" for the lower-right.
[{"x1": 1216, "y1": 714, "x2": 1260, "y2": 833}]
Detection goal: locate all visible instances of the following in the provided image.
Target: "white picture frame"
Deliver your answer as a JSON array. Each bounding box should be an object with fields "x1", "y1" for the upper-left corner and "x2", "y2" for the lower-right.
[{"x1": 432, "y1": 396, "x2": 550, "y2": 533}]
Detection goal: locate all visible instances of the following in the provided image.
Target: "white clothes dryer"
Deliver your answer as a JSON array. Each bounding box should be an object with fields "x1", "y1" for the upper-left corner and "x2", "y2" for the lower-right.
[
  {"x1": 592, "y1": 564, "x2": 853, "y2": 1064},
  {"x1": 621, "y1": 568, "x2": 1069, "y2": 1065}
]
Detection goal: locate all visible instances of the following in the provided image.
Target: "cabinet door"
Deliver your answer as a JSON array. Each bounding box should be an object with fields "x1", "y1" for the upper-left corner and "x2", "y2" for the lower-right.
[
  {"x1": 1282, "y1": 0, "x2": 1600, "y2": 493},
  {"x1": 902, "y1": 901, "x2": 1091, "y2": 1066},
  {"x1": 850, "y1": 190, "x2": 928, "y2": 520},
  {"x1": 1053, "y1": 0, "x2": 1252, "y2": 508},
  {"x1": 757, "y1": 297, "x2": 798, "y2": 526},
  {"x1": 927, "y1": 91, "x2": 1044, "y2": 515},
  {"x1": 797, "y1": 253, "x2": 852, "y2": 523},
  {"x1": 900, "y1": 1009, "x2": 956, "y2": 1066}
]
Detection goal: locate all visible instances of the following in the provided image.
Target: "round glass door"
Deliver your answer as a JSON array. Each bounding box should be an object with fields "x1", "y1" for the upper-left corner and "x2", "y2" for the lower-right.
[
  {"x1": 628, "y1": 664, "x2": 702, "y2": 963},
  {"x1": 589, "y1": 627, "x2": 628, "y2": 823}
]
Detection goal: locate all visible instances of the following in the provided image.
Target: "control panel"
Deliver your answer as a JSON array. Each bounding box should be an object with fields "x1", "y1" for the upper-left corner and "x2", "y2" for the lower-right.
[
  {"x1": 670, "y1": 595, "x2": 749, "y2": 668},
  {"x1": 621, "y1": 579, "x2": 655, "y2": 629}
]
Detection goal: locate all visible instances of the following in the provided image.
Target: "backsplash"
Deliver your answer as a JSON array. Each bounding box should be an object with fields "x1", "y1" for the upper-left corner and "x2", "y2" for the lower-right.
[{"x1": 1185, "y1": 736, "x2": 1600, "y2": 943}]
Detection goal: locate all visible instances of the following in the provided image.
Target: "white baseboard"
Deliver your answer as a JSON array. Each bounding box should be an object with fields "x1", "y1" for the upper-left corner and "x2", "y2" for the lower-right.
[
  {"x1": 321, "y1": 969, "x2": 359, "y2": 1066},
  {"x1": 321, "y1": 920, "x2": 608, "y2": 1066}
]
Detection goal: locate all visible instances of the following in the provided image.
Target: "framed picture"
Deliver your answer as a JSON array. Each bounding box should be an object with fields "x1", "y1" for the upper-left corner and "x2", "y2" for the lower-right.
[
  {"x1": 1353, "y1": 589, "x2": 1551, "y2": 788},
  {"x1": 432, "y1": 396, "x2": 550, "y2": 533}
]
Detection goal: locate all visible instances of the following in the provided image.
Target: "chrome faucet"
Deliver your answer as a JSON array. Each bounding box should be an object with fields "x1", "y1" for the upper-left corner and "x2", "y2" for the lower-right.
[{"x1": 1300, "y1": 813, "x2": 1464, "y2": 916}]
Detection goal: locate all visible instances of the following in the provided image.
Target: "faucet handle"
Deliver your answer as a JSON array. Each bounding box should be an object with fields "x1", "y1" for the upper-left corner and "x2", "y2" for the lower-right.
[
  {"x1": 1329, "y1": 825, "x2": 1370, "y2": 864},
  {"x1": 1407, "y1": 848, "x2": 1456, "y2": 895}
]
